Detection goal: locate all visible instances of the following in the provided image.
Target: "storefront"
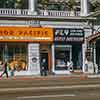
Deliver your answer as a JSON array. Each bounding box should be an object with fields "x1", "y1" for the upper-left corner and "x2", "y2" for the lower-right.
[
  {"x1": 86, "y1": 32, "x2": 100, "y2": 72},
  {"x1": 54, "y1": 28, "x2": 84, "y2": 74},
  {"x1": 0, "y1": 27, "x2": 53, "y2": 76}
]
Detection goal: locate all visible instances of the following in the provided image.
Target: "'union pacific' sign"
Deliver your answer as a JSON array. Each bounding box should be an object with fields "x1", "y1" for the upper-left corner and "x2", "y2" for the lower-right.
[{"x1": 0, "y1": 27, "x2": 53, "y2": 42}]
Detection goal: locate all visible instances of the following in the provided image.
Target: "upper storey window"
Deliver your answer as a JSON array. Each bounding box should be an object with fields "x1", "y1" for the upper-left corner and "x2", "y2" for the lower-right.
[
  {"x1": 37, "y1": 0, "x2": 80, "y2": 11},
  {"x1": 0, "y1": 0, "x2": 28, "y2": 9}
]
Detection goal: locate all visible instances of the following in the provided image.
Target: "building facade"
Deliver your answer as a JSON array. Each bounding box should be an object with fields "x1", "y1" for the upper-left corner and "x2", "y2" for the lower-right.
[{"x1": 0, "y1": 0, "x2": 98, "y2": 76}]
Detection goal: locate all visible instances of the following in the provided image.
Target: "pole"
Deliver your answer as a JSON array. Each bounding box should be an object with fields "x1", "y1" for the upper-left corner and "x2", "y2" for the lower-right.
[
  {"x1": 91, "y1": 21, "x2": 95, "y2": 74},
  {"x1": 4, "y1": 43, "x2": 8, "y2": 62}
]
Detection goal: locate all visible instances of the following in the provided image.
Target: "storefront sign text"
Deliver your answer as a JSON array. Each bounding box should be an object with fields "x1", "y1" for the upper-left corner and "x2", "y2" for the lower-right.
[
  {"x1": 55, "y1": 28, "x2": 84, "y2": 42},
  {"x1": 0, "y1": 27, "x2": 53, "y2": 42}
]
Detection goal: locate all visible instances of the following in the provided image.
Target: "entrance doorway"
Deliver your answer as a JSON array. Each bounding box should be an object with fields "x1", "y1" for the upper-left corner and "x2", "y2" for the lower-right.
[
  {"x1": 96, "y1": 40, "x2": 100, "y2": 70},
  {"x1": 40, "y1": 44, "x2": 52, "y2": 73},
  {"x1": 40, "y1": 53, "x2": 48, "y2": 71},
  {"x1": 72, "y1": 44, "x2": 82, "y2": 70}
]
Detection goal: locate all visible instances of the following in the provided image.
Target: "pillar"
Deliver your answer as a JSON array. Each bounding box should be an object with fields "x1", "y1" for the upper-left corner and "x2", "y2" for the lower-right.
[
  {"x1": 81, "y1": 0, "x2": 89, "y2": 16},
  {"x1": 92, "y1": 42, "x2": 96, "y2": 64},
  {"x1": 82, "y1": 43, "x2": 86, "y2": 73},
  {"x1": 28, "y1": 0, "x2": 37, "y2": 15},
  {"x1": 52, "y1": 44, "x2": 55, "y2": 73},
  {"x1": 28, "y1": 43, "x2": 40, "y2": 75}
]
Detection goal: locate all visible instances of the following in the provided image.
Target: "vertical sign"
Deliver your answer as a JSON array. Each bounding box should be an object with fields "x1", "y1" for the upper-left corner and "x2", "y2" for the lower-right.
[{"x1": 28, "y1": 43, "x2": 40, "y2": 74}]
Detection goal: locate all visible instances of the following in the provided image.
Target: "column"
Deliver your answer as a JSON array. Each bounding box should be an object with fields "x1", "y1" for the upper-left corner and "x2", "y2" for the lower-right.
[
  {"x1": 81, "y1": 0, "x2": 89, "y2": 16},
  {"x1": 28, "y1": 0, "x2": 37, "y2": 15},
  {"x1": 93, "y1": 42, "x2": 97, "y2": 73},
  {"x1": 82, "y1": 43, "x2": 86, "y2": 73},
  {"x1": 52, "y1": 44, "x2": 55, "y2": 73},
  {"x1": 28, "y1": 43, "x2": 40, "y2": 75},
  {"x1": 93, "y1": 42, "x2": 98, "y2": 74},
  {"x1": 93, "y1": 42, "x2": 96, "y2": 64}
]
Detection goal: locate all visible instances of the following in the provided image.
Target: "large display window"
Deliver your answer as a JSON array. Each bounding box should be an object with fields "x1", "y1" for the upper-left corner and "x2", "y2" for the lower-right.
[
  {"x1": 55, "y1": 45, "x2": 72, "y2": 70},
  {"x1": 0, "y1": 43, "x2": 27, "y2": 71}
]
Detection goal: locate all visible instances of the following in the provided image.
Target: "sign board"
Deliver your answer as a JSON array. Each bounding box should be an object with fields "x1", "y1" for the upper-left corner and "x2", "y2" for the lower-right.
[
  {"x1": 54, "y1": 28, "x2": 84, "y2": 42},
  {"x1": 0, "y1": 27, "x2": 53, "y2": 42}
]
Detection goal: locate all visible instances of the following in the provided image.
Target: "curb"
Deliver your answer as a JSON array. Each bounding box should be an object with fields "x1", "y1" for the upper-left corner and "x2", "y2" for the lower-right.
[
  {"x1": 1, "y1": 74, "x2": 100, "y2": 80},
  {"x1": 88, "y1": 75, "x2": 100, "y2": 78},
  {"x1": 9, "y1": 74, "x2": 89, "y2": 80}
]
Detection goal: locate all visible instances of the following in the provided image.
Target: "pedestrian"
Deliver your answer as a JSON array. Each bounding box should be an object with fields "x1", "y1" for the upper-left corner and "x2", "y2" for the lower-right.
[
  {"x1": 0, "y1": 61, "x2": 8, "y2": 78},
  {"x1": 9, "y1": 62, "x2": 15, "y2": 77},
  {"x1": 67, "y1": 60, "x2": 73, "y2": 72},
  {"x1": 40, "y1": 58, "x2": 48, "y2": 76},
  {"x1": 0, "y1": 60, "x2": 3, "y2": 71},
  {"x1": 85, "y1": 58, "x2": 88, "y2": 72}
]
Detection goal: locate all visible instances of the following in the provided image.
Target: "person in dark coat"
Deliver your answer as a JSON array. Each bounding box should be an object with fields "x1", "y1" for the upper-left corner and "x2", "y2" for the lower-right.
[
  {"x1": 40, "y1": 58, "x2": 48, "y2": 76},
  {"x1": 0, "y1": 61, "x2": 8, "y2": 78}
]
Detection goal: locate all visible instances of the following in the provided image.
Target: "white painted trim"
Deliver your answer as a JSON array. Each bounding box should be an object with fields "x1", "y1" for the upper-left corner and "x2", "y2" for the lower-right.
[{"x1": 17, "y1": 94, "x2": 76, "y2": 99}]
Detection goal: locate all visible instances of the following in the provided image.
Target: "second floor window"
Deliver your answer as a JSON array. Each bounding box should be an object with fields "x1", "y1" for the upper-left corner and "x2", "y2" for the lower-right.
[
  {"x1": 0, "y1": 0, "x2": 28, "y2": 9},
  {"x1": 37, "y1": 0, "x2": 80, "y2": 11}
]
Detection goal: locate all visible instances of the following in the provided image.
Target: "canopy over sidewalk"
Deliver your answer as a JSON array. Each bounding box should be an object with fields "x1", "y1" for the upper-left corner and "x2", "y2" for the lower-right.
[{"x1": 86, "y1": 32, "x2": 100, "y2": 43}]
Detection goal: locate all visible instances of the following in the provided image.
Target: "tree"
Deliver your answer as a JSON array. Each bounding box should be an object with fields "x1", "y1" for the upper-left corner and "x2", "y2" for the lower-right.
[
  {"x1": 0, "y1": 0, "x2": 15, "y2": 8},
  {"x1": 91, "y1": 0, "x2": 100, "y2": 12},
  {"x1": 38, "y1": 0, "x2": 49, "y2": 10},
  {"x1": 0, "y1": 0, "x2": 28, "y2": 9},
  {"x1": 67, "y1": 0, "x2": 76, "y2": 11},
  {"x1": 5, "y1": 0, "x2": 15, "y2": 8},
  {"x1": 0, "y1": 0, "x2": 4, "y2": 8}
]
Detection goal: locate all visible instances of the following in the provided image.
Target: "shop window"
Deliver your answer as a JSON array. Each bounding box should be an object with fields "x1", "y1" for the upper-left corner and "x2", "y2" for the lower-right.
[
  {"x1": 55, "y1": 45, "x2": 72, "y2": 70},
  {"x1": 0, "y1": 43, "x2": 28, "y2": 72}
]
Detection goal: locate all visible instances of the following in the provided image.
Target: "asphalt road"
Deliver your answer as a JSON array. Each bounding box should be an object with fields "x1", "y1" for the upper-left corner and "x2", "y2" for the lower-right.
[
  {"x1": 0, "y1": 84, "x2": 100, "y2": 100},
  {"x1": 1, "y1": 76, "x2": 100, "y2": 88},
  {"x1": 0, "y1": 76, "x2": 100, "y2": 100}
]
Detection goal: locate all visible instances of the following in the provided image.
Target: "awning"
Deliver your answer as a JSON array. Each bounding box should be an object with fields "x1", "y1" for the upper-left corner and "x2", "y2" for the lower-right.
[{"x1": 86, "y1": 32, "x2": 100, "y2": 43}]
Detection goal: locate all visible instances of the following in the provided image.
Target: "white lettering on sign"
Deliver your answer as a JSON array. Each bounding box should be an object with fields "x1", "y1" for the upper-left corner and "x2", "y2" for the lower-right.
[
  {"x1": 0, "y1": 36, "x2": 51, "y2": 40},
  {"x1": 55, "y1": 29, "x2": 69, "y2": 36},
  {"x1": 55, "y1": 29, "x2": 84, "y2": 37}
]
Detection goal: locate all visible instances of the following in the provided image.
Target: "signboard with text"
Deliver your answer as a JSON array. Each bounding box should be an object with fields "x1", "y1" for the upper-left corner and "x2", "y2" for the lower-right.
[
  {"x1": 54, "y1": 28, "x2": 84, "y2": 42},
  {"x1": 0, "y1": 27, "x2": 53, "y2": 42}
]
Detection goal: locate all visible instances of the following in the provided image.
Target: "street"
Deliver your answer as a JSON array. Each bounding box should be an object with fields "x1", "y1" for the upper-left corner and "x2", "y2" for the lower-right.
[{"x1": 0, "y1": 76, "x2": 100, "y2": 100}]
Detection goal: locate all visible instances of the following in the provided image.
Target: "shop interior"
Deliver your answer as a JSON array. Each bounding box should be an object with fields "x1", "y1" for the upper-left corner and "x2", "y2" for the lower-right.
[{"x1": 0, "y1": 43, "x2": 27, "y2": 71}]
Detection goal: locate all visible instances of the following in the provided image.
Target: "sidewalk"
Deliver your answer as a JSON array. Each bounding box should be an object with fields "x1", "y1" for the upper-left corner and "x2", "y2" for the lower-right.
[
  {"x1": 8, "y1": 74, "x2": 99, "y2": 80},
  {"x1": 1, "y1": 72, "x2": 100, "y2": 80}
]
